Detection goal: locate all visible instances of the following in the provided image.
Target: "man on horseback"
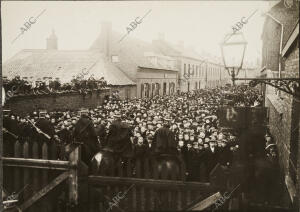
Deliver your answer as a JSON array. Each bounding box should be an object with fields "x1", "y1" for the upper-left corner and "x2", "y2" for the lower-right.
[
  {"x1": 90, "y1": 112, "x2": 134, "y2": 175},
  {"x1": 151, "y1": 117, "x2": 182, "y2": 180},
  {"x1": 104, "y1": 112, "x2": 133, "y2": 157},
  {"x1": 152, "y1": 117, "x2": 178, "y2": 156},
  {"x1": 73, "y1": 113, "x2": 100, "y2": 166}
]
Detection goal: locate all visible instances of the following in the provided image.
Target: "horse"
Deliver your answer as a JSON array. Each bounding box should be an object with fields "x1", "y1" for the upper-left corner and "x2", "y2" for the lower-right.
[
  {"x1": 73, "y1": 116, "x2": 100, "y2": 168},
  {"x1": 151, "y1": 125, "x2": 184, "y2": 180},
  {"x1": 90, "y1": 119, "x2": 134, "y2": 176},
  {"x1": 153, "y1": 153, "x2": 183, "y2": 180}
]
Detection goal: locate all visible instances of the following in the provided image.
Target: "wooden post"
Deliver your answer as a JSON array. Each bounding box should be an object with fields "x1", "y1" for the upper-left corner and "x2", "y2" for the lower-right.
[
  {"x1": 144, "y1": 158, "x2": 150, "y2": 179},
  {"x1": 41, "y1": 141, "x2": 49, "y2": 212},
  {"x1": 136, "y1": 159, "x2": 141, "y2": 178},
  {"x1": 68, "y1": 147, "x2": 79, "y2": 206},
  {"x1": 23, "y1": 141, "x2": 30, "y2": 201},
  {"x1": 14, "y1": 140, "x2": 22, "y2": 196},
  {"x1": 149, "y1": 189, "x2": 155, "y2": 211},
  {"x1": 177, "y1": 190, "x2": 182, "y2": 210},
  {"x1": 117, "y1": 159, "x2": 123, "y2": 177},
  {"x1": 140, "y1": 186, "x2": 145, "y2": 211},
  {"x1": 132, "y1": 185, "x2": 137, "y2": 211},
  {"x1": 32, "y1": 140, "x2": 40, "y2": 212},
  {"x1": 152, "y1": 159, "x2": 158, "y2": 179},
  {"x1": 181, "y1": 159, "x2": 186, "y2": 181},
  {"x1": 186, "y1": 190, "x2": 191, "y2": 206},
  {"x1": 126, "y1": 159, "x2": 132, "y2": 178}
]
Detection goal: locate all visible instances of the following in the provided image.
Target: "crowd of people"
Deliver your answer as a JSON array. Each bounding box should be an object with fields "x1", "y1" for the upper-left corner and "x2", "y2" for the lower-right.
[
  {"x1": 3, "y1": 85, "x2": 264, "y2": 182},
  {"x1": 3, "y1": 75, "x2": 109, "y2": 98}
]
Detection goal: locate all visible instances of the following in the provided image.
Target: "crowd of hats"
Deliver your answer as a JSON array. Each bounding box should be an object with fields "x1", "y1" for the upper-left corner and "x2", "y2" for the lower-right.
[
  {"x1": 221, "y1": 85, "x2": 263, "y2": 107},
  {"x1": 3, "y1": 76, "x2": 109, "y2": 97},
  {"x1": 3, "y1": 86, "x2": 262, "y2": 173},
  {"x1": 3, "y1": 85, "x2": 263, "y2": 148}
]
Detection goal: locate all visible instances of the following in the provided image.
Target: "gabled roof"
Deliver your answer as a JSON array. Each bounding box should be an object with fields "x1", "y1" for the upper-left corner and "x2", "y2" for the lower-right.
[
  {"x1": 90, "y1": 31, "x2": 178, "y2": 82},
  {"x1": 3, "y1": 49, "x2": 135, "y2": 85}
]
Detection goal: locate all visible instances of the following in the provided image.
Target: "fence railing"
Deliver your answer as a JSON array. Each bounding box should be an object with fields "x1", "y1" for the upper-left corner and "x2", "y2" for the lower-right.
[
  {"x1": 2, "y1": 138, "x2": 79, "y2": 212},
  {"x1": 93, "y1": 156, "x2": 187, "y2": 181},
  {"x1": 88, "y1": 175, "x2": 220, "y2": 212}
]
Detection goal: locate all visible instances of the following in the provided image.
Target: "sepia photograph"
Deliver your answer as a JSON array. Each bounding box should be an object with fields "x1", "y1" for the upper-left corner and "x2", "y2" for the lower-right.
[{"x1": 1, "y1": 0, "x2": 299, "y2": 211}]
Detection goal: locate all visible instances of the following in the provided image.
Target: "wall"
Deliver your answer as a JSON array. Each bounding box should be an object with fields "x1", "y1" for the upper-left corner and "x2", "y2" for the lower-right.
[
  {"x1": 3, "y1": 86, "x2": 137, "y2": 115},
  {"x1": 4, "y1": 90, "x2": 109, "y2": 115},
  {"x1": 261, "y1": 17, "x2": 281, "y2": 73},
  {"x1": 265, "y1": 38, "x2": 299, "y2": 205}
]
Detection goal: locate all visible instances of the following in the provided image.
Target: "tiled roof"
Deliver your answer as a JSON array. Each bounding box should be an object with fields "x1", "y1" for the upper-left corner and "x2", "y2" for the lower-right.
[
  {"x1": 3, "y1": 49, "x2": 135, "y2": 85},
  {"x1": 90, "y1": 31, "x2": 178, "y2": 82}
]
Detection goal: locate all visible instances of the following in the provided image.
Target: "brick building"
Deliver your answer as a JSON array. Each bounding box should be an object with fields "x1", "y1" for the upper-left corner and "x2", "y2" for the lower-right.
[{"x1": 261, "y1": 0, "x2": 299, "y2": 207}]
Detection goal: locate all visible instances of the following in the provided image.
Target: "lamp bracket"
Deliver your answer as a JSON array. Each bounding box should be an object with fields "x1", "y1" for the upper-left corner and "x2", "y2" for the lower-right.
[{"x1": 243, "y1": 78, "x2": 300, "y2": 99}]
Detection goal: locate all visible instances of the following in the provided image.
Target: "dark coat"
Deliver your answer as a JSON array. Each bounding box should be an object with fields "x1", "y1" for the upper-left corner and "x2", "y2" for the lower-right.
[
  {"x1": 152, "y1": 127, "x2": 178, "y2": 155},
  {"x1": 106, "y1": 119, "x2": 133, "y2": 157},
  {"x1": 134, "y1": 144, "x2": 148, "y2": 159},
  {"x1": 205, "y1": 147, "x2": 220, "y2": 176},
  {"x1": 35, "y1": 118, "x2": 55, "y2": 140},
  {"x1": 73, "y1": 117, "x2": 100, "y2": 164}
]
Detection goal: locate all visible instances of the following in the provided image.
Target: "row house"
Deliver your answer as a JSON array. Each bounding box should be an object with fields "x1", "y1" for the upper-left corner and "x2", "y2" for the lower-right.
[{"x1": 152, "y1": 36, "x2": 230, "y2": 92}]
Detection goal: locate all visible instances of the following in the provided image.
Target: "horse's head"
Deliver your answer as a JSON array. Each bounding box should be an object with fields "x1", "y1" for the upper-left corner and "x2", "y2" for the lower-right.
[{"x1": 74, "y1": 116, "x2": 97, "y2": 142}]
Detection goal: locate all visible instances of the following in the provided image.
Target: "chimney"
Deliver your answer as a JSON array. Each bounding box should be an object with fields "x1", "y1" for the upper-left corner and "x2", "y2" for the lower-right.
[
  {"x1": 101, "y1": 21, "x2": 112, "y2": 60},
  {"x1": 46, "y1": 29, "x2": 58, "y2": 50},
  {"x1": 158, "y1": 33, "x2": 165, "y2": 41}
]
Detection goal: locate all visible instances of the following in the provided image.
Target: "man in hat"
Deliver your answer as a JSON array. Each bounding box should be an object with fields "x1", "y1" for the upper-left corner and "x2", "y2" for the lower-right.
[
  {"x1": 205, "y1": 139, "x2": 220, "y2": 180},
  {"x1": 105, "y1": 112, "x2": 133, "y2": 157},
  {"x1": 184, "y1": 140, "x2": 200, "y2": 181},
  {"x1": 152, "y1": 117, "x2": 178, "y2": 156},
  {"x1": 35, "y1": 111, "x2": 55, "y2": 142}
]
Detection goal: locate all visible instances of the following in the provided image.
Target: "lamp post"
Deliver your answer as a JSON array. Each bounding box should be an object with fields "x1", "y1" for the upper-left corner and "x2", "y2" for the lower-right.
[
  {"x1": 220, "y1": 32, "x2": 248, "y2": 86},
  {"x1": 219, "y1": 32, "x2": 299, "y2": 99}
]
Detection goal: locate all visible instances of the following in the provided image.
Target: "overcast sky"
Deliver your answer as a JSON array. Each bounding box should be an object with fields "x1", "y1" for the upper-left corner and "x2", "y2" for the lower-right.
[{"x1": 1, "y1": 1, "x2": 277, "y2": 64}]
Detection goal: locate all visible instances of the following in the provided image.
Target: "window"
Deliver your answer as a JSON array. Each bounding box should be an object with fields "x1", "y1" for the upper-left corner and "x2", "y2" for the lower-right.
[
  {"x1": 184, "y1": 64, "x2": 186, "y2": 75},
  {"x1": 192, "y1": 65, "x2": 195, "y2": 76},
  {"x1": 188, "y1": 64, "x2": 191, "y2": 75}
]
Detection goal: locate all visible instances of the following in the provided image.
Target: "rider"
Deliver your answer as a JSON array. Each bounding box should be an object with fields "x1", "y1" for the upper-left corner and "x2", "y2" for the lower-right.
[
  {"x1": 105, "y1": 112, "x2": 133, "y2": 157},
  {"x1": 152, "y1": 117, "x2": 178, "y2": 156}
]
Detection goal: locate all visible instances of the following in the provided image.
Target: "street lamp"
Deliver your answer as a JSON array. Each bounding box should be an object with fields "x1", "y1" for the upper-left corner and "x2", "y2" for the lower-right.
[{"x1": 220, "y1": 32, "x2": 247, "y2": 86}]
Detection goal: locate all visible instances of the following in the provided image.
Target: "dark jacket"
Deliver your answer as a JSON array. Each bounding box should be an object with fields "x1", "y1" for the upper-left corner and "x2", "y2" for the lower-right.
[{"x1": 152, "y1": 127, "x2": 178, "y2": 155}]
